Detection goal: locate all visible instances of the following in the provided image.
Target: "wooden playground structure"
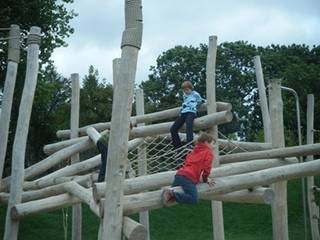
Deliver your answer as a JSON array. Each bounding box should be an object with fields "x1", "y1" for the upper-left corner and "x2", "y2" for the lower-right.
[{"x1": 0, "y1": 1, "x2": 319, "y2": 240}]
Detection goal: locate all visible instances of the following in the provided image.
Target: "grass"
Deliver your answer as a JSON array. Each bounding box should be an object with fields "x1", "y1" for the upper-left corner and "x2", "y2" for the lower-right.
[{"x1": 0, "y1": 179, "x2": 315, "y2": 239}]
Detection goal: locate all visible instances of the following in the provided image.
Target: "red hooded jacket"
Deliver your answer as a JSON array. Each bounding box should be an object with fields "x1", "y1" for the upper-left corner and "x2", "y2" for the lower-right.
[{"x1": 176, "y1": 143, "x2": 214, "y2": 184}]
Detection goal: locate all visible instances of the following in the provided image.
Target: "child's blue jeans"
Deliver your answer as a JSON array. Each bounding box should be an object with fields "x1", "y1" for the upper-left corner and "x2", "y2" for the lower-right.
[
  {"x1": 170, "y1": 112, "x2": 196, "y2": 148},
  {"x1": 97, "y1": 140, "x2": 108, "y2": 182},
  {"x1": 172, "y1": 175, "x2": 198, "y2": 204}
]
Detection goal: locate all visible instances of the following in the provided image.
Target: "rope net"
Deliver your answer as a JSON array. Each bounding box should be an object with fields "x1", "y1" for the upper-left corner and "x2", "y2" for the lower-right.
[{"x1": 126, "y1": 131, "x2": 248, "y2": 177}]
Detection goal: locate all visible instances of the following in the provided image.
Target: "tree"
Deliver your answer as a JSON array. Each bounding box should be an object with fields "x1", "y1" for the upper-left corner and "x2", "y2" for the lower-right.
[
  {"x1": 80, "y1": 65, "x2": 113, "y2": 126},
  {"x1": 140, "y1": 42, "x2": 320, "y2": 143},
  {"x1": 0, "y1": 0, "x2": 77, "y2": 174}
]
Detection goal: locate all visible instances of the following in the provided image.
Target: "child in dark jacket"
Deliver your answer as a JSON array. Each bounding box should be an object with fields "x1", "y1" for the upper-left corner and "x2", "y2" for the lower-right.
[
  {"x1": 162, "y1": 133, "x2": 215, "y2": 205},
  {"x1": 96, "y1": 122, "x2": 134, "y2": 182},
  {"x1": 170, "y1": 81, "x2": 205, "y2": 149}
]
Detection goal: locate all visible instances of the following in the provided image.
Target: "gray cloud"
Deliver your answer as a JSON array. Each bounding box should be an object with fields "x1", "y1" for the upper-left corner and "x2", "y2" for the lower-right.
[{"x1": 52, "y1": 0, "x2": 320, "y2": 84}]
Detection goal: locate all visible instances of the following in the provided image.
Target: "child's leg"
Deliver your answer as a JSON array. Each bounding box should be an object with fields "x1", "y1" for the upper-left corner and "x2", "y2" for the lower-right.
[
  {"x1": 185, "y1": 112, "x2": 196, "y2": 146},
  {"x1": 170, "y1": 114, "x2": 186, "y2": 148},
  {"x1": 97, "y1": 141, "x2": 108, "y2": 182},
  {"x1": 172, "y1": 175, "x2": 198, "y2": 204}
]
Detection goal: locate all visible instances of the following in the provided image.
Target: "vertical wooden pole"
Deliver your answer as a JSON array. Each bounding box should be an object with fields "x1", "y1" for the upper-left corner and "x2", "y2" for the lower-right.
[
  {"x1": 306, "y1": 94, "x2": 320, "y2": 240},
  {"x1": 269, "y1": 78, "x2": 289, "y2": 240},
  {"x1": 70, "y1": 73, "x2": 82, "y2": 240},
  {"x1": 0, "y1": 24, "x2": 20, "y2": 187},
  {"x1": 253, "y1": 55, "x2": 271, "y2": 143},
  {"x1": 136, "y1": 88, "x2": 150, "y2": 240},
  {"x1": 4, "y1": 26, "x2": 41, "y2": 240},
  {"x1": 206, "y1": 35, "x2": 225, "y2": 240},
  {"x1": 102, "y1": 0, "x2": 143, "y2": 237}
]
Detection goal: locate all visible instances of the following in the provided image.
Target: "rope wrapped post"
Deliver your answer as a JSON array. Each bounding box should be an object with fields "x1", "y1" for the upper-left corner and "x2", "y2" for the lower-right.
[
  {"x1": 4, "y1": 26, "x2": 41, "y2": 240},
  {"x1": 135, "y1": 88, "x2": 150, "y2": 240},
  {"x1": 102, "y1": 1, "x2": 143, "y2": 238},
  {"x1": 253, "y1": 56, "x2": 271, "y2": 142},
  {"x1": 306, "y1": 94, "x2": 320, "y2": 240},
  {"x1": 70, "y1": 73, "x2": 82, "y2": 240},
  {"x1": 269, "y1": 78, "x2": 289, "y2": 240},
  {"x1": 206, "y1": 35, "x2": 225, "y2": 240},
  {"x1": 0, "y1": 24, "x2": 20, "y2": 187}
]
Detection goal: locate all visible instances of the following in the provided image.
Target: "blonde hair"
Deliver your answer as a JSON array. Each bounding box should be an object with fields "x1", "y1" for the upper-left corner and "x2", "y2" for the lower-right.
[
  {"x1": 197, "y1": 132, "x2": 215, "y2": 144},
  {"x1": 181, "y1": 81, "x2": 194, "y2": 90}
]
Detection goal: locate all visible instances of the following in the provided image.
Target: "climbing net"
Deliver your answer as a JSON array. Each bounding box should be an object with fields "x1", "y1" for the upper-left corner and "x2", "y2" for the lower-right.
[{"x1": 127, "y1": 131, "x2": 249, "y2": 177}]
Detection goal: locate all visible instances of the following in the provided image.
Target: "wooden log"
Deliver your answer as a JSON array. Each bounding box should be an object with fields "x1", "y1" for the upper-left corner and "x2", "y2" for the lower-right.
[
  {"x1": 44, "y1": 111, "x2": 233, "y2": 155},
  {"x1": 269, "y1": 78, "x2": 288, "y2": 240},
  {"x1": 70, "y1": 73, "x2": 82, "y2": 240},
  {"x1": 55, "y1": 102, "x2": 232, "y2": 139},
  {"x1": 4, "y1": 26, "x2": 41, "y2": 240},
  {"x1": 202, "y1": 187, "x2": 274, "y2": 204},
  {"x1": 0, "y1": 176, "x2": 93, "y2": 204},
  {"x1": 123, "y1": 217, "x2": 148, "y2": 240},
  {"x1": 43, "y1": 136, "x2": 88, "y2": 155},
  {"x1": 102, "y1": 1, "x2": 144, "y2": 238},
  {"x1": 218, "y1": 139, "x2": 271, "y2": 153},
  {"x1": 306, "y1": 94, "x2": 320, "y2": 240},
  {"x1": 219, "y1": 143, "x2": 320, "y2": 164},
  {"x1": 86, "y1": 126, "x2": 102, "y2": 145},
  {"x1": 122, "y1": 159, "x2": 320, "y2": 215},
  {"x1": 0, "y1": 138, "x2": 94, "y2": 192},
  {"x1": 0, "y1": 24, "x2": 20, "y2": 188},
  {"x1": 93, "y1": 158, "x2": 298, "y2": 202},
  {"x1": 206, "y1": 35, "x2": 225, "y2": 240},
  {"x1": 64, "y1": 182, "x2": 100, "y2": 217},
  {"x1": 11, "y1": 158, "x2": 319, "y2": 220},
  {"x1": 253, "y1": 55, "x2": 271, "y2": 143},
  {"x1": 135, "y1": 88, "x2": 150, "y2": 240},
  {"x1": 38, "y1": 138, "x2": 143, "y2": 183}
]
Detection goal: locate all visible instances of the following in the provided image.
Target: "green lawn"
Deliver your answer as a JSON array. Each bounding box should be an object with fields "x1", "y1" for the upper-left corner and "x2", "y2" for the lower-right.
[{"x1": 0, "y1": 180, "x2": 315, "y2": 239}]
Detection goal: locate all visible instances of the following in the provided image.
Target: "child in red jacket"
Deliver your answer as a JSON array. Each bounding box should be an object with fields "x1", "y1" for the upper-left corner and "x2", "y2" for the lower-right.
[{"x1": 162, "y1": 132, "x2": 215, "y2": 205}]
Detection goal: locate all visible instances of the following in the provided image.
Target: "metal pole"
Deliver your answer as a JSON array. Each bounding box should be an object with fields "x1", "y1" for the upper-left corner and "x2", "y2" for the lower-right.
[{"x1": 281, "y1": 86, "x2": 308, "y2": 240}]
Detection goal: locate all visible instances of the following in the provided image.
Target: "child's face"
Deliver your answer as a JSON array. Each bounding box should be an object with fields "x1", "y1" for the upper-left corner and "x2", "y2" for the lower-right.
[{"x1": 183, "y1": 87, "x2": 192, "y2": 95}]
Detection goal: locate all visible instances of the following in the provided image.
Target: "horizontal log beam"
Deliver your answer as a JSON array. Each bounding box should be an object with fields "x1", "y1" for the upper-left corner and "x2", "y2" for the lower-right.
[
  {"x1": 93, "y1": 158, "x2": 297, "y2": 201},
  {"x1": 44, "y1": 111, "x2": 232, "y2": 155},
  {"x1": 218, "y1": 139, "x2": 272, "y2": 153},
  {"x1": 121, "y1": 159, "x2": 320, "y2": 215},
  {"x1": 123, "y1": 217, "x2": 148, "y2": 240},
  {"x1": 202, "y1": 187, "x2": 274, "y2": 204},
  {"x1": 56, "y1": 102, "x2": 232, "y2": 139},
  {"x1": 220, "y1": 143, "x2": 320, "y2": 164}
]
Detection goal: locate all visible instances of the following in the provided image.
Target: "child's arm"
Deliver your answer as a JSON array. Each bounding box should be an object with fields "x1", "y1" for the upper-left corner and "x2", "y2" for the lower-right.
[
  {"x1": 202, "y1": 152, "x2": 213, "y2": 183},
  {"x1": 194, "y1": 91, "x2": 206, "y2": 106}
]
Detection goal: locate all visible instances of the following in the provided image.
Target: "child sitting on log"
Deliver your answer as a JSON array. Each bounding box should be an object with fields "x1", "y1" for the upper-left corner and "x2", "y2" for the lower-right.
[
  {"x1": 170, "y1": 80, "x2": 205, "y2": 149},
  {"x1": 162, "y1": 132, "x2": 215, "y2": 205},
  {"x1": 96, "y1": 122, "x2": 134, "y2": 182}
]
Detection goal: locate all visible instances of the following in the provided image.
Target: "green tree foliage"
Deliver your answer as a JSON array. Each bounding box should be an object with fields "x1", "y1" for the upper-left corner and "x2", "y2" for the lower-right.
[
  {"x1": 141, "y1": 42, "x2": 320, "y2": 142},
  {"x1": 0, "y1": 0, "x2": 77, "y2": 174},
  {"x1": 80, "y1": 65, "x2": 113, "y2": 126}
]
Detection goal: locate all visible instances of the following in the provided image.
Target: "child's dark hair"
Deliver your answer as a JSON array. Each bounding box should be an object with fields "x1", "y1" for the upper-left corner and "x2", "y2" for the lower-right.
[
  {"x1": 181, "y1": 80, "x2": 194, "y2": 90},
  {"x1": 197, "y1": 132, "x2": 215, "y2": 144}
]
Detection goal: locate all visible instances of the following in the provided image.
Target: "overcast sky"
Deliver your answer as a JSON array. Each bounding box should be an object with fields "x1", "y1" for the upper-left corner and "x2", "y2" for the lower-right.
[{"x1": 52, "y1": 0, "x2": 320, "y2": 84}]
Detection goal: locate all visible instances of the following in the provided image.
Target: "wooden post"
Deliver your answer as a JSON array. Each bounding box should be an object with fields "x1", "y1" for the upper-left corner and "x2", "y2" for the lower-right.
[
  {"x1": 269, "y1": 78, "x2": 289, "y2": 240},
  {"x1": 3, "y1": 26, "x2": 41, "y2": 240},
  {"x1": 253, "y1": 56, "x2": 271, "y2": 142},
  {"x1": 70, "y1": 73, "x2": 82, "y2": 240},
  {"x1": 206, "y1": 35, "x2": 225, "y2": 240},
  {"x1": 102, "y1": 0, "x2": 143, "y2": 238},
  {"x1": 306, "y1": 94, "x2": 320, "y2": 240},
  {"x1": 135, "y1": 88, "x2": 150, "y2": 240},
  {"x1": 0, "y1": 24, "x2": 20, "y2": 187}
]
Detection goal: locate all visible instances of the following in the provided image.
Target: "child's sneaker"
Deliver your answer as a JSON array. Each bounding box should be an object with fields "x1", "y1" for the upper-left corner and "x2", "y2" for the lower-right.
[{"x1": 161, "y1": 187, "x2": 176, "y2": 207}]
